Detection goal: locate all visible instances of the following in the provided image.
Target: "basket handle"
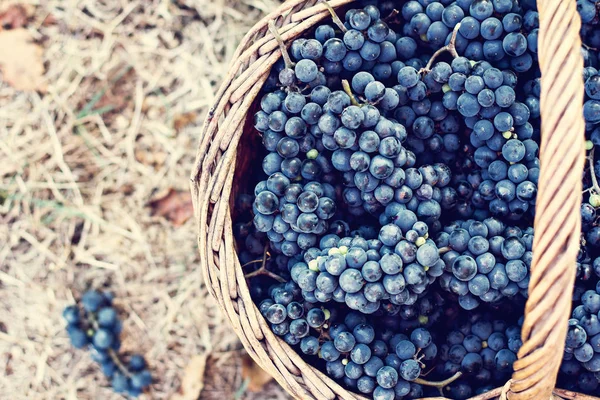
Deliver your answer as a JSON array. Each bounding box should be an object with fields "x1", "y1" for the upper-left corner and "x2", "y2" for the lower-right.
[{"x1": 508, "y1": 0, "x2": 585, "y2": 398}]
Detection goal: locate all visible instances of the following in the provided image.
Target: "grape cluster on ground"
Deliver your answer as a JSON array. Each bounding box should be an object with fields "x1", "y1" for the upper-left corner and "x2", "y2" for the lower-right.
[
  {"x1": 232, "y1": 0, "x2": 600, "y2": 398},
  {"x1": 63, "y1": 291, "x2": 152, "y2": 397}
]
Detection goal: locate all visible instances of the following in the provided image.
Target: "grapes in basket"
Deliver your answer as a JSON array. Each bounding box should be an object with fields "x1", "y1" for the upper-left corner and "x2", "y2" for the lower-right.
[{"x1": 232, "y1": 0, "x2": 600, "y2": 398}]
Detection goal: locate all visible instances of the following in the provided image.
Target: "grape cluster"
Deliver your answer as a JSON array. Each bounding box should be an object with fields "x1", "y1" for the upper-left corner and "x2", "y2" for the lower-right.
[
  {"x1": 559, "y1": 286, "x2": 600, "y2": 393},
  {"x1": 579, "y1": 0, "x2": 600, "y2": 67},
  {"x1": 254, "y1": 179, "x2": 338, "y2": 255},
  {"x1": 254, "y1": 69, "x2": 342, "y2": 254},
  {"x1": 435, "y1": 218, "x2": 533, "y2": 310},
  {"x1": 398, "y1": 0, "x2": 538, "y2": 72},
  {"x1": 291, "y1": 215, "x2": 445, "y2": 313},
  {"x1": 231, "y1": 0, "x2": 600, "y2": 397},
  {"x1": 258, "y1": 281, "x2": 321, "y2": 346},
  {"x1": 582, "y1": 66, "x2": 600, "y2": 245},
  {"x1": 579, "y1": 4, "x2": 600, "y2": 255},
  {"x1": 258, "y1": 282, "x2": 443, "y2": 399},
  {"x1": 62, "y1": 291, "x2": 152, "y2": 397},
  {"x1": 323, "y1": 79, "x2": 415, "y2": 216},
  {"x1": 395, "y1": 56, "x2": 540, "y2": 222},
  {"x1": 255, "y1": 88, "x2": 333, "y2": 183},
  {"x1": 436, "y1": 314, "x2": 522, "y2": 398},
  {"x1": 577, "y1": 33, "x2": 600, "y2": 396}
]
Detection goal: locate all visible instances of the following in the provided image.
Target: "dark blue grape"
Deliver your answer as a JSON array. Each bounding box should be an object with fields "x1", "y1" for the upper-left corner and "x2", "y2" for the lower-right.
[
  {"x1": 295, "y1": 59, "x2": 318, "y2": 83},
  {"x1": 502, "y1": 139, "x2": 526, "y2": 162},
  {"x1": 82, "y1": 290, "x2": 104, "y2": 312},
  {"x1": 112, "y1": 372, "x2": 130, "y2": 393},
  {"x1": 67, "y1": 326, "x2": 88, "y2": 348},
  {"x1": 351, "y1": 343, "x2": 372, "y2": 364},
  {"x1": 470, "y1": 0, "x2": 494, "y2": 20},
  {"x1": 93, "y1": 329, "x2": 115, "y2": 350},
  {"x1": 480, "y1": 17, "x2": 503, "y2": 40},
  {"x1": 457, "y1": 93, "x2": 480, "y2": 117},
  {"x1": 97, "y1": 307, "x2": 118, "y2": 328},
  {"x1": 400, "y1": 359, "x2": 421, "y2": 381},
  {"x1": 503, "y1": 33, "x2": 527, "y2": 57},
  {"x1": 130, "y1": 370, "x2": 152, "y2": 390},
  {"x1": 442, "y1": 4, "x2": 465, "y2": 28},
  {"x1": 63, "y1": 305, "x2": 80, "y2": 325}
]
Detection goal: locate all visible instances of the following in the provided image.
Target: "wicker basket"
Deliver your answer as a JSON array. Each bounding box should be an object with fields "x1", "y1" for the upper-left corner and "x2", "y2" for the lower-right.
[{"x1": 191, "y1": 0, "x2": 591, "y2": 398}]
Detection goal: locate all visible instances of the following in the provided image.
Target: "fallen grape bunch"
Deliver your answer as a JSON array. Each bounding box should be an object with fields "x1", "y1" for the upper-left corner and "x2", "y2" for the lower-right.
[
  {"x1": 63, "y1": 290, "x2": 152, "y2": 397},
  {"x1": 231, "y1": 0, "x2": 600, "y2": 398}
]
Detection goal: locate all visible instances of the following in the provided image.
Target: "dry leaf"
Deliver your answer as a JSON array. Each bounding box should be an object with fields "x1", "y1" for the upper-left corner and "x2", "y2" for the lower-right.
[
  {"x1": 173, "y1": 112, "x2": 197, "y2": 131},
  {"x1": 150, "y1": 189, "x2": 194, "y2": 226},
  {"x1": 0, "y1": 4, "x2": 29, "y2": 29},
  {"x1": 170, "y1": 354, "x2": 208, "y2": 400},
  {"x1": 0, "y1": 29, "x2": 46, "y2": 92},
  {"x1": 241, "y1": 354, "x2": 273, "y2": 392}
]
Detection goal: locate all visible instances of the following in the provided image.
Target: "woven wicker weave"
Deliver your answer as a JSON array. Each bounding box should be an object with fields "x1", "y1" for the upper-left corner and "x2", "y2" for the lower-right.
[{"x1": 190, "y1": 0, "x2": 589, "y2": 398}]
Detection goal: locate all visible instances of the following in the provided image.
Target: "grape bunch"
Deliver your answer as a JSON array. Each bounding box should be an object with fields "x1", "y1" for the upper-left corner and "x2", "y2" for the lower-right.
[
  {"x1": 397, "y1": 0, "x2": 538, "y2": 72},
  {"x1": 559, "y1": 283, "x2": 600, "y2": 394},
  {"x1": 435, "y1": 218, "x2": 533, "y2": 310},
  {"x1": 324, "y1": 83, "x2": 414, "y2": 216},
  {"x1": 436, "y1": 314, "x2": 522, "y2": 398},
  {"x1": 62, "y1": 291, "x2": 152, "y2": 397},
  {"x1": 578, "y1": 4, "x2": 600, "y2": 254},
  {"x1": 395, "y1": 57, "x2": 540, "y2": 222},
  {"x1": 258, "y1": 282, "x2": 443, "y2": 399},
  {"x1": 582, "y1": 66, "x2": 600, "y2": 245},
  {"x1": 579, "y1": 0, "x2": 600, "y2": 67},
  {"x1": 254, "y1": 179, "x2": 338, "y2": 256},
  {"x1": 256, "y1": 88, "x2": 335, "y2": 183},
  {"x1": 291, "y1": 214, "x2": 446, "y2": 312},
  {"x1": 375, "y1": 171, "x2": 450, "y2": 237},
  {"x1": 565, "y1": 253, "x2": 600, "y2": 394}
]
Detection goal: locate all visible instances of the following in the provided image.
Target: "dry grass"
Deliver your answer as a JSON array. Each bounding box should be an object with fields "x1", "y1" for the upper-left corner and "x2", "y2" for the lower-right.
[{"x1": 0, "y1": 0, "x2": 290, "y2": 399}]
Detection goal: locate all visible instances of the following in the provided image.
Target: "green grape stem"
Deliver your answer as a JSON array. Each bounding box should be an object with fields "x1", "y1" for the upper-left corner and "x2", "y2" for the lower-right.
[
  {"x1": 413, "y1": 371, "x2": 463, "y2": 396},
  {"x1": 240, "y1": 259, "x2": 267, "y2": 268},
  {"x1": 108, "y1": 348, "x2": 133, "y2": 379},
  {"x1": 438, "y1": 246, "x2": 452, "y2": 255},
  {"x1": 87, "y1": 313, "x2": 133, "y2": 379},
  {"x1": 421, "y1": 23, "x2": 462, "y2": 73},
  {"x1": 341, "y1": 79, "x2": 361, "y2": 106},
  {"x1": 321, "y1": 1, "x2": 348, "y2": 33},
  {"x1": 383, "y1": 9, "x2": 400, "y2": 23},
  {"x1": 268, "y1": 20, "x2": 294, "y2": 70},
  {"x1": 586, "y1": 147, "x2": 600, "y2": 196}
]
